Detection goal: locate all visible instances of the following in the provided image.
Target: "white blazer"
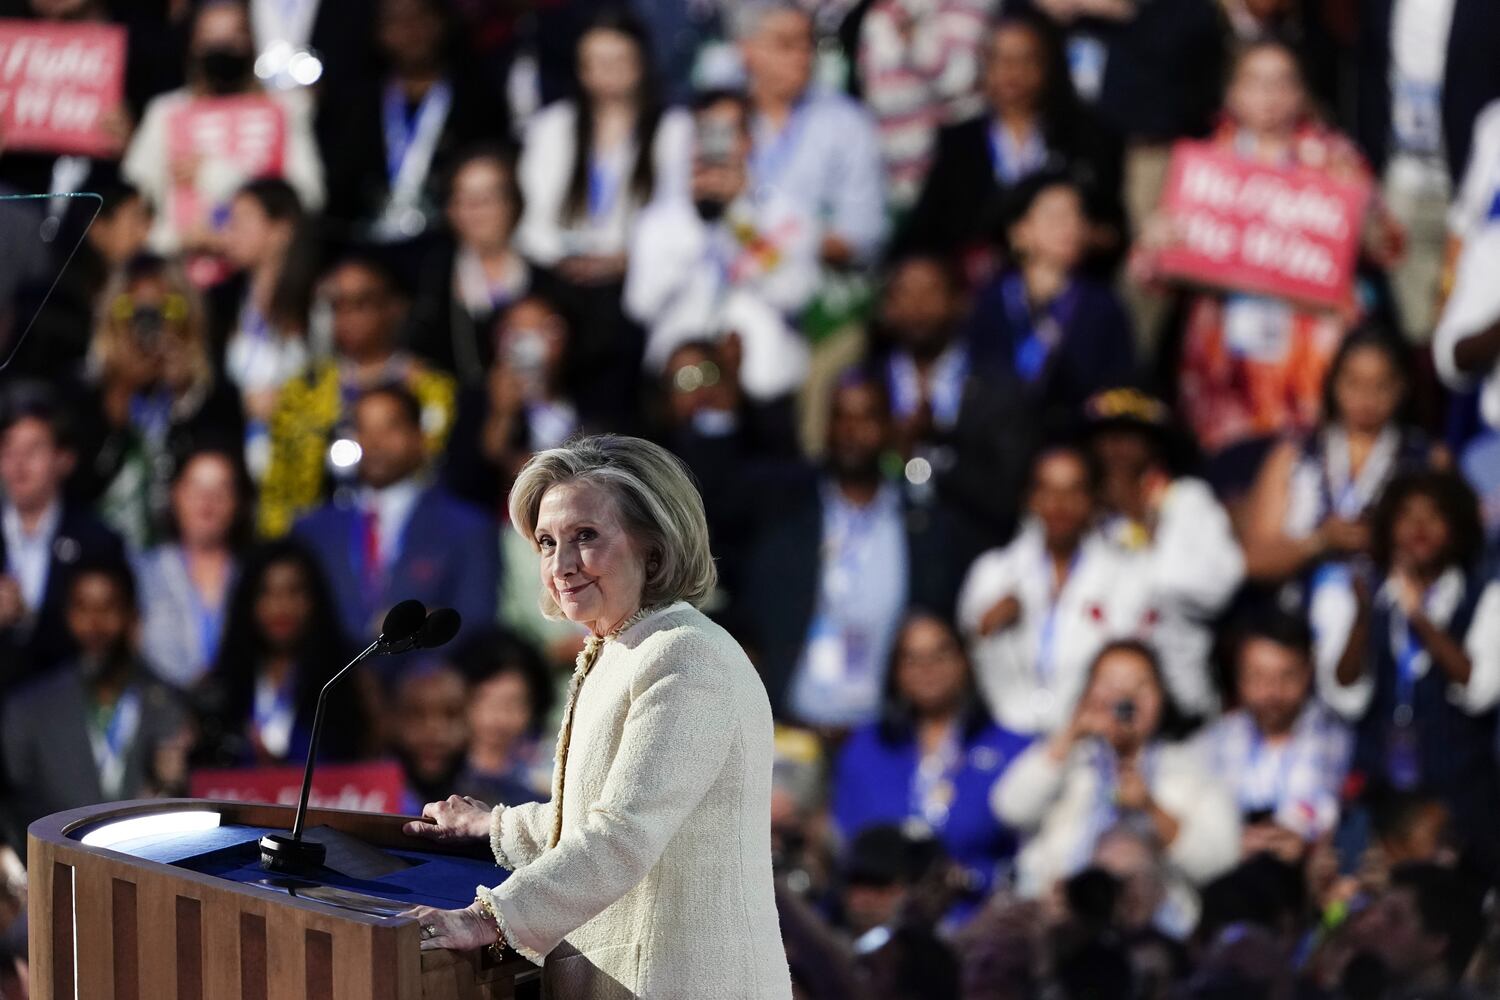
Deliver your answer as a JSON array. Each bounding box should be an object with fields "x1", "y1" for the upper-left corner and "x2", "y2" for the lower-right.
[
  {"x1": 993, "y1": 738, "x2": 1241, "y2": 928},
  {"x1": 957, "y1": 522, "x2": 1150, "y2": 735},
  {"x1": 515, "y1": 101, "x2": 693, "y2": 265},
  {"x1": 479, "y1": 603, "x2": 793, "y2": 1000}
]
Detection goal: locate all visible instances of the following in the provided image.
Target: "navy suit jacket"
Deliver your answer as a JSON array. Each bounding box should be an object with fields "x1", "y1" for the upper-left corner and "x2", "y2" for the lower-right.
[
  {"x1": 965, "y1": 273, "x2": 1137, "y2": 433},
  {"x1": 293, "y1": 486, "x2": 500, "y2": 654},
  {"x1": 736, "y1": 477, "x2": 967, "y2": 718},
  {"x1": 0, "y1": 504, "x2": 125, "y2": 688},
  {"x1": 1357, "y1": 0, "x2": 1500, "y2": 185}
]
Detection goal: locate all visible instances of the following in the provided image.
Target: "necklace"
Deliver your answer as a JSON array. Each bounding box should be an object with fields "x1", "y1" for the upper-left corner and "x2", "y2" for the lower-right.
[{"x1": 547, "y1": 603, "x2": 662, "y2": 847}]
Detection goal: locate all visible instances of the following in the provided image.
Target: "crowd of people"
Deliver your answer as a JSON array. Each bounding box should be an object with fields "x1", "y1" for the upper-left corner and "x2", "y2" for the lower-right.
[{"x1": 2, "y1": 0, "x2": 1500, "y2": 997}]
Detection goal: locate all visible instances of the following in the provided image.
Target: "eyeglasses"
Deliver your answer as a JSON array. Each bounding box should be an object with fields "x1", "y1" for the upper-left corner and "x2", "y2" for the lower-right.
[
  {"x1": 671, "y1": 361, "x2": 721, "y2": 393},
  {"x1": 110, "y1": 293, "x2": 188, "y2": 326}
]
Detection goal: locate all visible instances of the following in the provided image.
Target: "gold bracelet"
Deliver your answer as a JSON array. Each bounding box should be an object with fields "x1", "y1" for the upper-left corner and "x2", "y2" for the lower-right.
[{"x1": 473, "y1": 893, "x2": 509, "y2": 960}]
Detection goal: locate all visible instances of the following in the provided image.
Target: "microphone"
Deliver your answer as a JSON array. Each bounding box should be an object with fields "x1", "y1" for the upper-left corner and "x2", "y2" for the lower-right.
[
  {"x1": 376, "y1": 599, "x2": 428, "y2": 652},
  {"x1": 416, "y1": 608, "x2": 462, "y2": 650},
  {"x1": 259, "y1": 600, "x2": 428, "y2": 873}
]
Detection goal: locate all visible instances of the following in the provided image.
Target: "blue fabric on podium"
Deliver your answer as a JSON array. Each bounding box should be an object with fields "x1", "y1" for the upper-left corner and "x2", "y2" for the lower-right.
[{"x1": 97, "y1": 824, "x2": 508, "y2": 910}]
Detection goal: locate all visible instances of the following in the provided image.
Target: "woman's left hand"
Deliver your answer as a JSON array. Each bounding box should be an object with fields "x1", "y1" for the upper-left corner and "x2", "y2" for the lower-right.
[{"x1": 403, "y1": 902, "x2": 500, "y2": 952}]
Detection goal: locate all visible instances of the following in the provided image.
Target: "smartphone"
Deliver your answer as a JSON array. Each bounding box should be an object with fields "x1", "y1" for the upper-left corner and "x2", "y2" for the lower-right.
[
  {"x1": 696, "y1": 118, "x2": 739, "y2": 165},
  {"x1": 1113, "y1": 700, "x2": 1136, "y2": 725}
]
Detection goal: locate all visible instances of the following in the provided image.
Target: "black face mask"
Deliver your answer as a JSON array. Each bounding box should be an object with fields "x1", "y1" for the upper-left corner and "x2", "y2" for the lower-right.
[
  {"x1": 693, "y1": 197, "x2": 728, "y2": 222},
  {"x1": 197, "y1": 46, "x2": 252, "y2": 94}
]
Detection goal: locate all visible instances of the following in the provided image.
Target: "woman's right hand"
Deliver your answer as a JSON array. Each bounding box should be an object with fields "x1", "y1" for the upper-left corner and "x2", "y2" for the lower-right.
[
  {"x1": 977, "y1": 594, "x2": 1022, "y2": 636},
  {"x1": 1049, "y1": 694, "x2": 1112, "y2": 760},
  {"x1": 403, "y1": 794, "x2": 494, "y2": 844}
]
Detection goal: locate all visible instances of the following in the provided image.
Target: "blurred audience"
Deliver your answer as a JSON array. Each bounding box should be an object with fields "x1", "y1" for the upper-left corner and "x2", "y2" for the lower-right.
[
  {"x1": 1, "y1": 0, "x2": 1499, "y2": 993},
  {"x1": 739, "y1": 3, "x2": 887, "y2": 266},
  {"x1": 1157, "y1": 40, "x2": 1377, "y2": 471},
  {"x1": 134, "y1": 445, "x2": 248, "y2": 689},
  {"x1": 741, "y1": 373, "x2": 963, "y2": 727},
  {"x1": 871, "y1": 251, "x2": 1031, "y2": 545},
  {"x1": 122, "y1": 0, "x2": 325, "y2": 258},
  {"x1": 966, "y1": 169, "x2": 1135, "y2": 431},
  {"x1": 75, "y1": 254, "x2": 242, "y2": 547},
  {"x1": 449, "y1": 626, "x2": 554, "y2": 804},
  {"x1": 257, "y1": 255, "x2": 456, "y2": 536},
  {"x1": 1315, "y1": 469, "x2": 1500, "y2": 877},
  {"x1": 626, "y1": 87, "x2": 817, "y2": 406},
  {"x1": 0, "y1": 557, "x2": 189, "y2": 833},
  {"x1": 321, "y1": 0, "x2": 502, "y2": 246},
  {"x1": 1084, "y1": 388, "x2": 1244, "y2": 718},
  {"x1": 900, "y1": 14, "x2": 1121, "y2": 277},
  {"x1": 832, "y1": 611, "x2": 1029, "y2": 920},
  {"x1": 212, "y1": 178, "x2": 317, "y2": 466},
  {"x1": 294, "y1": 385, "x2": 498, "y2": 650},
  {"x1": 193, "y1": 538, "x2": 365, "y2": 767},
  {"x1": 993, "y1": 641, "x2": 1239, "y2": 922},
  {"x1": 1197, "y1": 612, "x2": 1352, "y2": 861},
  {"x1": 409, "y1": 146, "x2": 531, "y2": 386},
  {"x1": 0, "y1": 395, "x2": 126, "y2": 683},
  {"x1": 1241, "y1": 330, "x2": 1429, "y2": 594},
  {"x1": 958, "y1": 444, "x2": 1145, "y2": 734}
]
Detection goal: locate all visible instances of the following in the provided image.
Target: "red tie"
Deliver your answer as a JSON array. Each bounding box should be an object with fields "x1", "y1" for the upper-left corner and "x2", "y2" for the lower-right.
[{"x1": 364, "y1": 508, "x2": 381, "y2": 584}]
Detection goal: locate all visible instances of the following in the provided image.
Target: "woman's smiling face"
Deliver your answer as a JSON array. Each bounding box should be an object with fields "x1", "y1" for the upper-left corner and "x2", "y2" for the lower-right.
[{"x1": 534, "y1": 479, "x2": 650, "y2": 635}]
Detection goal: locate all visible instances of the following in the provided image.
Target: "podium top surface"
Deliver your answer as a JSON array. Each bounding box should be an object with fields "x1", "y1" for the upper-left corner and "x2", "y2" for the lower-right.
[{"x1": 31, "y1": 798, "x2": 508, "y2": 918}]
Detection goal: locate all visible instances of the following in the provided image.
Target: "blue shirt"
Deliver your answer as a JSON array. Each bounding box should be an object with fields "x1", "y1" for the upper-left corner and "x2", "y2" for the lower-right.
[
  {"x1": 749, "y1": 92, "x2": 888, "y2": 262},
  {"x1": 834, "y1": 718, "x2": 1030, "y2": 918},
  {"x1": 789, "y1": 482, "x2": 908, "y2": 726}
]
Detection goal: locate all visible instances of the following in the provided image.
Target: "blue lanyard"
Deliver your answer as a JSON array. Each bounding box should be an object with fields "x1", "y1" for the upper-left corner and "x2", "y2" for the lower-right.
[
  {"x1": 750, "y1": 100, "x2": 808, "y2": 192},
  {"x1": 910, "y1": 726, "x2": 963, "y2": 830},
  {"x1": 129, "y1": 391, "x2": 173, "y2": 446},
  {"x1": 253, "y1": 669, "x2": 297, "y2": 740},
  {"x1": 1035, "y1": 547, "x2": 1080, "y2": 687},
  {"x1": 587, "y1": 155, "x2": 626, "y2": 220},
  {"x1": 1001, "y1": 273, "x2": 1078, "y2": 383},
  {"x1": 178, "y1": 550, "x2": 227, "y2": 667},
  {"x1": 382, "y1": 79, "x2": 453, "y2": 184},
  {"x1": 1244, "y1": 727, "x2": 1299, "y2": 812},
  {"x1": 100, "y1": 688, "x2": 141, "y2": 759},
  {"x1": 1393, "y1": 621, "x2": 1422, "y2": 727}
]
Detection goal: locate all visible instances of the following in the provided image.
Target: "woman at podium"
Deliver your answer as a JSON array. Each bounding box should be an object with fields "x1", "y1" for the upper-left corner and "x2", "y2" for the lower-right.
[{"x1": 403, "y1": 435, "x2": 793, "y2": 998}]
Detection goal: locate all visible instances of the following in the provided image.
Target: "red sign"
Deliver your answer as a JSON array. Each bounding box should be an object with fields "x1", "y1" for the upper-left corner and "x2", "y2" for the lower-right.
[
  {"x1": 189, "y1": 760, "x2": 409, "y2": 815},
  {"x1": 1156, "y1": 141, "x2": 1371, "y2": 309},
  {"x1": 0, "y1": 21, "x2": 125, "y2": 156},
  {"x1": 165, "y1": 94, "x2": 287, "y2": 237}
]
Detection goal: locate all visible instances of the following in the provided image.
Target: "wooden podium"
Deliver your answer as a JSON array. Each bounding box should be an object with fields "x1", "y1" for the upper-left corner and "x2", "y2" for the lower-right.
[{"x1": 27, "y1": 799, "x2": 540, "y2": 999}]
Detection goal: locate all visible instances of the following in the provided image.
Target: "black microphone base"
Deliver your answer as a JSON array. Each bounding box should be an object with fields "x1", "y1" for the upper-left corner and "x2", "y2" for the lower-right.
[{"x1": 258, "y1": 833, "x2": 327, "y2": 874}]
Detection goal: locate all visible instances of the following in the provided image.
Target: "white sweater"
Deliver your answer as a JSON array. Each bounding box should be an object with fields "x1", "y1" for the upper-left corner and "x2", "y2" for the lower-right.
[
  {"x1": 479, "y1": 602, "x2": 793, "y2": 1000},
  {"x1": 992, "y1": 738, "x2": 1241, "y2": 906}
]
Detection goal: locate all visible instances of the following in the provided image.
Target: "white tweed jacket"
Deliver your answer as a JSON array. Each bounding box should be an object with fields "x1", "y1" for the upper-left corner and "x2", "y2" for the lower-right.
[{"x1": 478, "y1": 602, "x2": 793, "y2": 1000}]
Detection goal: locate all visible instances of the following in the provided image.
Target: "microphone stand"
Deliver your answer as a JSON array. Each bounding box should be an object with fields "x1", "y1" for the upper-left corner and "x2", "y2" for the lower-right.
[{"x1": 259, "y1": 637, "x2": 383, "y2": 872}]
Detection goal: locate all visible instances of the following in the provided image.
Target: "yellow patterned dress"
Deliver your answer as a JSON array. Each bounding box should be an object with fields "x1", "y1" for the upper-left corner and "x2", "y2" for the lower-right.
[{"x1": 256, "y1": 358, "x2": 457, "y2": 537}]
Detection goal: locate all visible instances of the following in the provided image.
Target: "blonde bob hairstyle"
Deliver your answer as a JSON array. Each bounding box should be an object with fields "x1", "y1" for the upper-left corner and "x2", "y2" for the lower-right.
[{"x1": 508, "y1": 435, "x2": 717, "y2": 620}]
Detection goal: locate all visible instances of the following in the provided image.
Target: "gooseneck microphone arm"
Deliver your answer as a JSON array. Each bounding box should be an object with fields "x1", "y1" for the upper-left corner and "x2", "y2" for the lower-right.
[
  {"x1": 259, "y1": 598, "x2": 429, "y2": 873},
  {"x1": 288, "y1": 636, "x2": 381, "y2": 843}
]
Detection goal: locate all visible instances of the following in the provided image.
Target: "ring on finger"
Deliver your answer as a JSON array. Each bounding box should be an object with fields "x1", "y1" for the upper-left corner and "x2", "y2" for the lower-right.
[{"x1": 421, "y1": 923, "x2": 437, "y2": 940}]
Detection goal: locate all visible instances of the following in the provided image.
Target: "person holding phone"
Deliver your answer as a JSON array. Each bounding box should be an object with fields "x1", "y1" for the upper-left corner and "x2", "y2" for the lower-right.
[
  {"x1": 76, "y1": 255, "x2": 244, "y2": 550},
  {"x1": 625, "y1": 88, "x2": 819, "y2": 406},
  {"x1": 992, "y1": 640, "x2": 1239, "y2": 921}
]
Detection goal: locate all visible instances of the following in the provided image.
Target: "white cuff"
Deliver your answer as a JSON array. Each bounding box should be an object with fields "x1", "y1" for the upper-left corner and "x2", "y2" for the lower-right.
[{"x1": 476, "y1": 885, "x2": 545, "y2": 966}]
